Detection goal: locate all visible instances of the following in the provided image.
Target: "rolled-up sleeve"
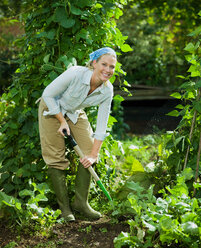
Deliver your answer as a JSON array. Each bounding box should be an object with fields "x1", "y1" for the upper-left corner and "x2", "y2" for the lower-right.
[
  {"x1": 42, "y1": 67, "x2": 76, "y2": 115},
  {"x1": 93, "y1": 93, "x2": 113, "y2": 141}
]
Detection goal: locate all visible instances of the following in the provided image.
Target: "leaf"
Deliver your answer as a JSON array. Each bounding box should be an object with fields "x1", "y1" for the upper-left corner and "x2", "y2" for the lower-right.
[
  {"x1": 170, "y1": 92, "x2": 181, "y2": 99},
  {"x1": 181, "y1": 168, "x2": 194, "y2": 181},
  {"x1": 48, "y1": 71, "x2": 58, "y2": 81},
  {"x1": 166, "y1": 110, "x2": 179, "y2": 117},
  {"x1": 175, "y1": 104, "x2": 184, "y2": 109},
  {"x1": 188, "y1": 26, "x2": 201, "y2": 37},
  {"x1": 181, "y1": 222, "x2": 199, "y2": 235},
  {"x1": 95, "y1": 3, "x2": 103, "y2": 8},
  {"x1": 43, "y1": 54, "x2": 50, "y2": 64},
  {"x1": 195, "y1": 79, "x2": 201, "y2": 89},
  {"x1": 94, "y1": 14, "x2": 102, "y2": 23},
  {"x1": 193, "y1": 101, "x2": 201, "y2": 113},
  {"x1": 71, "y1": 5, "x2": 82, "y2": 15},
  {"x1": 121, "y1": 44, "x2": 133, "y2": 52},
  {"x1": 193, "y1": 182, "x2": 201, "y2": 189},
  {"x1": 159, "y1": 216, "x2": 175, "y2": 232},
  {"x1": 113, "y1": 94, "x2": 124, "y2": 102},
  {"x1": 35, "y1": 194, "x2": 48, "y2": 202},
  {"x1": 54, "y1": 7, "x2": 75, "y2": 28},
  {"x1": 132, "y1": 159, "x2": 144, "y2": 172},
  {"x1": 46, "y1": 29, "x2": 55, "y2": 40},
  {"x1": 191, "y1": 71, "x2": 200, "y2": 77},
  {"x1": 143, "y1": 220, "x2": 156, "y2": 232},
  {"x1": 184, "y1": 43, "x2": 195, "y2": 53},
  {"x1": 19, "y1": 189, "x2": 34, "y2": 198},
  {"x1": 126, "y1": 181, "x2": 144, "y2": 193}
]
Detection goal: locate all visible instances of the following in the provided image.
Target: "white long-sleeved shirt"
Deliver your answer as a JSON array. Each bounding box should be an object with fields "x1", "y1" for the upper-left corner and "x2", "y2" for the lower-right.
[{"x1": 42, "y1": 66, "x2": 113, "y2": 141}]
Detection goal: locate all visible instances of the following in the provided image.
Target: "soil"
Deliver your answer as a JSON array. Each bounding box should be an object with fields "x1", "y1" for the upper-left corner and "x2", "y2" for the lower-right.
[{"x1": 0, "y1": 217, "x2": 129, "y2": 248}]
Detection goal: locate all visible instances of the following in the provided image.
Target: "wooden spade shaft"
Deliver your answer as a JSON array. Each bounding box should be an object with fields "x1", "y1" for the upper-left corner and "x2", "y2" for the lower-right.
[{"x1": 63, "y1": 129, "x2": 112, "y2": 202}]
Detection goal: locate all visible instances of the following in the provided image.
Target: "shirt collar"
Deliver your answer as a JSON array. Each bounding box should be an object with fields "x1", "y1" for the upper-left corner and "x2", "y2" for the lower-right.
[{"x1": 83, "y1": 68, "x2": 105, "y2": 94}]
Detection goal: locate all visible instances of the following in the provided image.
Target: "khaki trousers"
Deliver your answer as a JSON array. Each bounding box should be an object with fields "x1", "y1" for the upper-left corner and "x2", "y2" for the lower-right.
[{"x1": 38, "y1": 98, "x2": 94, "y2": 170}]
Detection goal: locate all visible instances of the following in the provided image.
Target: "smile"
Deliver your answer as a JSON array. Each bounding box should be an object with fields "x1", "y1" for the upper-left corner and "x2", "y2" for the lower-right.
[{"x1": 102, "y1": 73, "x2": 110, "y2": 77}]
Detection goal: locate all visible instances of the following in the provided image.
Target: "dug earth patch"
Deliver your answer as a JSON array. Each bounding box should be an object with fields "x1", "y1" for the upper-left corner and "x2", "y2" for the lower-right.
[{"x1": 0, "y1": 217, "x2": 129, "y2": 248}]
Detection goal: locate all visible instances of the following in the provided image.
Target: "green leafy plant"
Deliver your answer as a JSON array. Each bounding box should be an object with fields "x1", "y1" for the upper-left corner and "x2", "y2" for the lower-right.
[
  {"x1": 164, "y1": 12, "x2": 201, "y2": 192},
  {"x1": 0, "y1": 0, "x2": 132, "y2": 226},
  {"x1": 114, "y1": 168, "x2": 201, "y2": 248}
]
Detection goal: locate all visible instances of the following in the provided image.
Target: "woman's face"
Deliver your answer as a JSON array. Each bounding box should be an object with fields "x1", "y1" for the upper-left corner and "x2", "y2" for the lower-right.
[{"x1": 93, "y1": 54, "x2": 116, "y2": 83}]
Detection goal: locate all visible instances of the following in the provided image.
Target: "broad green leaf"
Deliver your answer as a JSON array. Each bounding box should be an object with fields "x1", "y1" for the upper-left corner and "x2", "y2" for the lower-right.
[
  {"x1": 46, "y1": 29, "x2": 55, "y2": 39},
  {"x1": 143, "y1": 220, "x2": 156, "y2": 232},
  {"x1": 156, "y1": 198, "x2": 168, "y2": 212},
  {"x1": 113, "y1": 94, "x2": 124, "y2": 102},
  {"x1": 71, "y1": 5, "x2": 82, "y2": 15},
  {"x1": 159, "y1": 216, "x2": 175, "y2": 232},
  {"x1": 19, "y1": 189, "x2": 33, "y2": 197},
  {"x1": 43, "y1": 54, "x2": 50, "y2": 64},
  {"x1": 35, "y1": 194, "x2": 48, "y2": 202},
  {"x1": 188, "y1": 26, "x2": 201, "y2": 36},
  {"x1": 195, "y1": 79, "x2": 201, "y2": 89},
  {"x1": 48, "y1": 71, "x2": 58, "y2": 81},
  {"x1": 123, "y1": 80, "x2": 131, "y2": 87},
  {"x1": 168, "y1": 183, "x2": 189, "y2": 196},
  {"x1": 36, "y1": 183, "x2": 50, "y2": 194},
  {"x1": 181, "y1": 168, "x2": 194, "y2": 181},
  {"x1": 170, "y1": 92, "x2": 181, "y2": 99},
  {"x1": 176, "y1": 104, "x2": 184, "y2": 109},
  {"x1": 193, "y1": 101, "x2": 201, "y2": 113},
  {"x1": 181, "y1": 212, "x2": 197, "y2": 223},
  {"x1": 94, "y1": 14, "x2": 102, "y2": 23},
  {"x1": 126, "y1": 182, "x2": 144, "y2": 193},
  {"x1": 95, "y1": 3, "x2": 103, "y2": 8},
  {"x1": 193, "y1": 182, "x2": 201, "y2": 189},
  {"x1": 54, "y1": 7, "x2": 75, "y2": 28},
  {"x1": 128, "y1": 194, "x2": 142, "y2": 215},
  {"x1": 121, "y1": 44, "x2": 133, "y2": 52},
  {"x1": 166, "y1": 110, "x2": 179, "y2": 117},
  {"x1": 191, "y1": 71, "x2": 200, "y2": 77},
  {"x1": 184, "y1": 43, "x2": 195, "y2": 53},
  {"x1": 188, "y1": 65, "x2": 200, "y2": 77},
  {"x1": 185, "y1": 55, "x2": 197, "y2": 65},
  {"x1": 181, "y1": 221, "x2": 199, "y2": 235},
  {"x1": 132, "y1": 158, "x2": 144, "y2": 172},
  {"x1": 15, "y1": 202, "x2": 22, "y2": 210}
]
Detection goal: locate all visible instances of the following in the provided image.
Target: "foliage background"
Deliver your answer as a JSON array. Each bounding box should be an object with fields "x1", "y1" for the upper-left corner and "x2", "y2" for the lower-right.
[{"x1": 117, "y1": 0, "x2": 201, "y2": 88}]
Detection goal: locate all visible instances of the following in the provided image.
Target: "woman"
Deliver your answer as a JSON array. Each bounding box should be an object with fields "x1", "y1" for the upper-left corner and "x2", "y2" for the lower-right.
[{"x1": 38, "y1": 47, "x2": 117, "y2": 222}]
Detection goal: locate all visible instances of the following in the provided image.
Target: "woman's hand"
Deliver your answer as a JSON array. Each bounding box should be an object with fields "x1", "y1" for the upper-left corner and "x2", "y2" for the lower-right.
[
  {"x1": 55, "y1": 112, "x2": 70, "y2": 136},
  {"x1": 80, "y1": 155, "x2": 97, "y2": 168},
  {"x1": 58, "y1": 122, "x2": 70, "y2": 136}
]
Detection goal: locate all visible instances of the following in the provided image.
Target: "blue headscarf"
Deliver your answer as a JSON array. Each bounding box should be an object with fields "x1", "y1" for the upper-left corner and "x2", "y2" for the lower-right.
[{"x1": 89, "y1": 47, "x2": 116, "y2": 61}]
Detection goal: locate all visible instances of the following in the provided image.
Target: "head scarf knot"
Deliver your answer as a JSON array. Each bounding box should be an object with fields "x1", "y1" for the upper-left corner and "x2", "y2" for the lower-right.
[{"x1": 89, "y1": 47, "x2": 116, "y2": 61}]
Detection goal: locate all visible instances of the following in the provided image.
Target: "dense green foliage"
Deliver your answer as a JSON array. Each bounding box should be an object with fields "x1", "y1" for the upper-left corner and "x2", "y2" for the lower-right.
[
  {"x1": 114, "y1": 168, "x2": 201, "y2": 248},
  {"x1": 165, "y1": 14, "x2": 201, "y2": 182},
  {"x1": 118, "y1": 0, "x2": 201, "y2": 87},
  {"x1": 112, "y1": 13, "x2": 201, "y2": 247},
  {"x1": 0, "y1": 0, "x2": 131, "y2": 218},
  {"x1": 1, "y1": 0, "x2": 201, "y2": 92}
]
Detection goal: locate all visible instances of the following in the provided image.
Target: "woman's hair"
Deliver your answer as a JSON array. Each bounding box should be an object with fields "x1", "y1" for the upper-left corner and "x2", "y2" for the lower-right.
[{"x1": 86, "y1": 52, "x2": 116, "y2": 69}]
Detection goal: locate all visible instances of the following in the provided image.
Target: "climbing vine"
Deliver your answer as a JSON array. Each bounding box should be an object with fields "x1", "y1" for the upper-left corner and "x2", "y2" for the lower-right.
[{"x1": 0, "y1": 0, "x2": 132, "y2": 197}]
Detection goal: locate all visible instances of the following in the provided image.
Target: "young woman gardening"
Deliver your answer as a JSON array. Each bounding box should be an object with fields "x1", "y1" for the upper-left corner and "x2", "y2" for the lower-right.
[{"x1": 38, "y1": 47, "x2": 117, "y2": 222}]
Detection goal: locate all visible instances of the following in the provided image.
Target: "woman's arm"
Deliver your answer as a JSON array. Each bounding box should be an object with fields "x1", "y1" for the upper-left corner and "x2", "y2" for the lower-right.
[{"x1": 80, "y1": 139, "x2": 103, "y2": 168}]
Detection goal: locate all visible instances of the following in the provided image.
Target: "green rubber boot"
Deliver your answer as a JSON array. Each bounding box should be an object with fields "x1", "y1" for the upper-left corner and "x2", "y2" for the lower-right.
[
  {"x1": 72, "y1": 164, "x2": 101, "y2": 220},
  {"x1": 48, "y1": 168, "x2": 75, "y2": 222}
]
